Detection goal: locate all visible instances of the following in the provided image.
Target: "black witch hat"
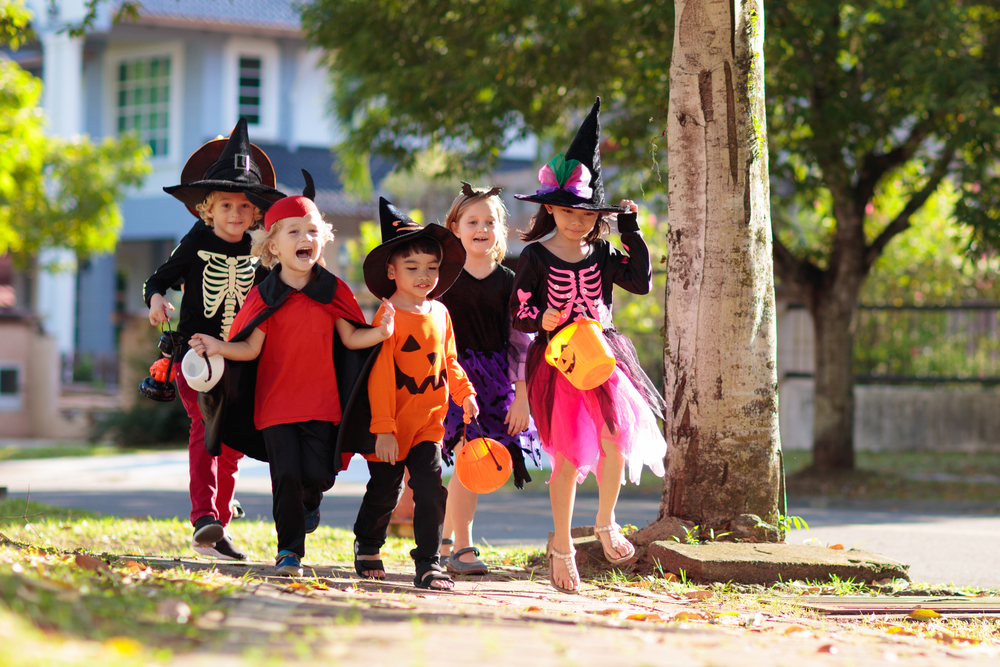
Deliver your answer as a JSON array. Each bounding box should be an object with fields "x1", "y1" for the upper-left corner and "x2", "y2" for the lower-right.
[
  {"x1": 164, "y1": 117, "x2": 286, "y2": 217},
  {"x1": 514, "y1": 97, "x2": 626, "y2": 213},
  {"x1": 362, "y1": 197, "x2": 466, "y2": 301}
]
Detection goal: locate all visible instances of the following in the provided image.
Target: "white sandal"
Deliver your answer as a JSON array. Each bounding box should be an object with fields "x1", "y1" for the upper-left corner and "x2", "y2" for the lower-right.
[
  {"x1": 546, "y1": 544, "x2": 580, "y2": 594},
  {"x1": 594, "y1": 523, "x2": 636, "y2": 564}
]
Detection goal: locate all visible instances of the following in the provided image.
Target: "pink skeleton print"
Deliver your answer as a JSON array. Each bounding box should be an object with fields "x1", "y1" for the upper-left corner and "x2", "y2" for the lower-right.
[
  {"x1": 516, "y1": 289, "x2": 540, "y2": 321},
  {"x1": 546, "y1": 265, "x2": 608, "y2": 326}
]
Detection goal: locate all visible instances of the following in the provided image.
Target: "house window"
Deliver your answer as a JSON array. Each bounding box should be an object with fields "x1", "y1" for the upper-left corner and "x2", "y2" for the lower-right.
[
  {"x1": 116, "y1": 56, "x2": 171, "y2": 157},
  {"x1": 0, "y1": 368, "x2": 16, "y2": 395},
  {"x1": 238, "y1": 57, "x2": 262, "y2": 125}
]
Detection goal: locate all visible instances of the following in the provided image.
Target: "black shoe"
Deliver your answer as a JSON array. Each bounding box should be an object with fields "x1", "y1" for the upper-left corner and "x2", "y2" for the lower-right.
[
  {"x1": 231, "y1": 499, "x2": 246, "y2": 520},
  {"x1": 192, "y1": 515, "x2": 224, "y2": 546},
  {"x1": 304, "y1": 505, "x2": 321, "y2": 534},
  {"x1": 193, "y1": 533, "x2": 247, "y2": 561}
]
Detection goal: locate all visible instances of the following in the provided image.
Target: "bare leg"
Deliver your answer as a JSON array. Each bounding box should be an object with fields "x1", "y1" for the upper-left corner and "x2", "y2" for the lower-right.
[
  {"x1": 549, "y1": 452, "x2": 580, "y2": 591},
  {"x1": 594, "y1": 428, "x2": 633, "y2": 560}
]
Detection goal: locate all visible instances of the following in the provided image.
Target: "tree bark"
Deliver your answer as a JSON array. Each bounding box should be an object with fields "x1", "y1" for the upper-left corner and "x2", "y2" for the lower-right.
[
  {"x1": 658, "y1": 0, "x2": 782, "y2": 538},
  {"x1": 810, "y1": 286, "x2": 859, "y2": 471}
]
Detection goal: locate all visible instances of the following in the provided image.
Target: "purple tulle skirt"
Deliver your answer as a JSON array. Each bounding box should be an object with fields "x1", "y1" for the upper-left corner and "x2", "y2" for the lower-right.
[
  {"x1": 526, "y1": 328, "x2": 667, "y2": 484},
  {"x1": 444, "y1": 349, "x2": 542, "y2": 468}
]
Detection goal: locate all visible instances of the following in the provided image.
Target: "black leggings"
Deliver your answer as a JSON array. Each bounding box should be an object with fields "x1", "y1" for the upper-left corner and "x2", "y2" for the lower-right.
[
  {"x1": 353, "y1": 441, "x2": 447, "y2": 567},
  {"x1": 262, "y1": 420, "x2": 337, "y2": 558}
]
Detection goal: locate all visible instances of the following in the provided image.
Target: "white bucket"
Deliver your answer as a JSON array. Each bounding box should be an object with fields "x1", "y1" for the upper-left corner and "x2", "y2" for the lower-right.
[{"x1": 182, "y1": 348, "x2": 225, "y2": 392}]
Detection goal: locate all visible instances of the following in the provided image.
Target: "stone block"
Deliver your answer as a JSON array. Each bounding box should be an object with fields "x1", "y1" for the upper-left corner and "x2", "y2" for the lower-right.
[{"x1": 646, "y1": 541, "x2": 909, "y2": 585}]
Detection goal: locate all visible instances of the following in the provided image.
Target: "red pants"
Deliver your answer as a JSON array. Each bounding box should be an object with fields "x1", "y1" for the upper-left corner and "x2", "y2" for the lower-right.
[{"x1": 176, "y1": 370, "x2": 243, "y2": 527}]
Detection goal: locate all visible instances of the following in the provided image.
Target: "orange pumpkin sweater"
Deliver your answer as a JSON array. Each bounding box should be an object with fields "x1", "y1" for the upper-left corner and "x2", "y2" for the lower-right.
[{"x1": 366, "y1": 301, "x2": 475, "y2": 461}]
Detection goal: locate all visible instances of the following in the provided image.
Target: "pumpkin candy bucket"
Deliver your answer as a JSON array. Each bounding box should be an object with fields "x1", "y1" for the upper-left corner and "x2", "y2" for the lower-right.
[
  {"x1": 544, "y1": 318, "x2": 616, "y2": 390},
  {"x1": 456, "y1": 420, "x2": 512, "y2": 494}
]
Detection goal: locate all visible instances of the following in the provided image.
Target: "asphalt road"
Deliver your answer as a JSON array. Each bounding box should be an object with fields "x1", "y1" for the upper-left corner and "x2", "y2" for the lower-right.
[{"x1": 3, "y1": 451, "x2": 999, "y2": 589}]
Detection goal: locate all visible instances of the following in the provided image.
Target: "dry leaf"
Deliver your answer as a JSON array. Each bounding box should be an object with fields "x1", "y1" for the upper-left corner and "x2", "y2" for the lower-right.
[
  {"x1": 123, "y1": 560, "x2": 148, "y2": 572},
  {"x1": 591, "y1": 608, "x2": 624, "y2": 617},
  {"x1": 103, "y1": 637, "x2": 143, "y2": 656},
  {"x1": 783, "y1": 625, "x2": 810, "y2": 635},
  {"x1": 673, "y1": 611, "x2": 710, "y2": 622},
  {"x1": 684, "y1": 590, "x2": 713, "y2": 600},
  {"x1": 827, "y1": 544, "x2": 844, "y2": 550},
  {"x1": 523, "y1": 605, "x2": 543, "y2": 612},
  {"x1": 661, "y1": 572, "x2": 680, "y2": 583},
  {"x1": 817, "y1": 644, "x2": 838, "y2": 654},
  {"x1": 74, "y1": 554, "x2": 110, "y2": 574},
  {"x1": 909, "y1": 608, "x2": 942, "y2": 620},
  {"x1": 284, "y1": 582, "x2": 312, "y2": 592},
  {"x1": 626, "y1": 613, "x2": 664, "y2": 622}
]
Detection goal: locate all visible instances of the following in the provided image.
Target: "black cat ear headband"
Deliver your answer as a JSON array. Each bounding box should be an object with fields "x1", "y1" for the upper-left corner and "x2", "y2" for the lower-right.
[{"x1": 461, "y1": 181, "x2": 503, "y2": 198}]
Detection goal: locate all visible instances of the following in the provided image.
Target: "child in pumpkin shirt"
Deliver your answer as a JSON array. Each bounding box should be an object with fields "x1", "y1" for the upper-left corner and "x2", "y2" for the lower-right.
[{"x1": 353, "y1": 197, "x2": 479, "y2": 591}]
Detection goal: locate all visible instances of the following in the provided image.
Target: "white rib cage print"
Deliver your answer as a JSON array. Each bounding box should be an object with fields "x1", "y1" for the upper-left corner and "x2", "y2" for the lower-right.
[
  {"x1": 546, "y1": 264, "x2": 607, "y2": 324},
  {"x1": 197, "y1": 250, "x2": 257, "y2": 340}
]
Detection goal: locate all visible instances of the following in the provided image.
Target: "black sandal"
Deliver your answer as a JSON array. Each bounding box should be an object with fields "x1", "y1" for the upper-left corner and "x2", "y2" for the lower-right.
[
  {"x1": 354, "y1": 539, "x2": 386, "y2": 580},
  {"x1": 413, "y1": 562, "x2": 453, "y2": 590}
]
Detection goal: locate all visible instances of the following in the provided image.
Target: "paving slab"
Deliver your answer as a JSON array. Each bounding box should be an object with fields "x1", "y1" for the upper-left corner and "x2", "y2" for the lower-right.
[{"x1": 647, "y1": 542, "x2": 910, "y2": 585}]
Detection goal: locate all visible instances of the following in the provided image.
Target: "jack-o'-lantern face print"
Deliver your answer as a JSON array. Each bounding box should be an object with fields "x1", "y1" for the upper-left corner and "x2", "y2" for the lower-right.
[
  {"x1": 554, "y1": 343, "x2": 576, "y2": 375},
  {"x1": 394, "y1": 333, "x2": 447, "y2": 394}
]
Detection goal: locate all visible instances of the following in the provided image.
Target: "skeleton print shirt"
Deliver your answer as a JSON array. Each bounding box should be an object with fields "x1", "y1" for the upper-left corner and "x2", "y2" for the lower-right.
[
  {"x1": 510, "y1": 213, "x2": 651, "y2": 336},
  {"x1": 143, "y1": 220, "x2": 268, "y2": 346}
]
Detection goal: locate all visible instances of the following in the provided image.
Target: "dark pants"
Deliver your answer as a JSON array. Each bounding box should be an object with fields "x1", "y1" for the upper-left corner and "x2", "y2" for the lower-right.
[
  {"x1": 262, "y1": 420, "x2": 337, "y2": 558},
  {"x1": 354, "y1": 441, "x2": 447, "y2": 567}
]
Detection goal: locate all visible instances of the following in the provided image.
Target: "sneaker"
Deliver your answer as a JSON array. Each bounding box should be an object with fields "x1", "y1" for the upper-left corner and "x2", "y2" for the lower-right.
[
  {"x1": 231, "y1": 499, "x2": 246, "y2": 520},
  {"x1": 192, "y1": 515, "x2": 224, "y2": 546},
  {"x1": 275, "y1": 551, "x2": 303, "y2": 577},
  {"x1": 304, "y1": 505, "x2": 321, "y2": 534},
  {"x1": 192, "y1": 533, "x2": 247, "y2": 561}
]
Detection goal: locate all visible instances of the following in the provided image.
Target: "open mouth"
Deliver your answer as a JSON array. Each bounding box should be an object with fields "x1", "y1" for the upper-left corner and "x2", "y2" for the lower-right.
[{"x1": 295, "y1": 248, "x2": 313, "y2": 260}]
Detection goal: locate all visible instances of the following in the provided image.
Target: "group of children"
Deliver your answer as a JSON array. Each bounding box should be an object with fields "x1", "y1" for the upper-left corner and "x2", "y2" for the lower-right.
[{"x1": 145, "y1": 98, "x2": 667, "y2": 593}]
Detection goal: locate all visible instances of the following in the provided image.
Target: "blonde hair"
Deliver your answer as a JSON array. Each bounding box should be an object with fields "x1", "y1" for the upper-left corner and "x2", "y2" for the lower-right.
[
  {"x1": 196, "y1": 190, "x2": 263, "y2": 228},
  {"x1": 249, "y1": 213, "x2": 335, "y2": 268},
  {"x1": 443, "y1": 191, "x2": 509, "y2": 263}
]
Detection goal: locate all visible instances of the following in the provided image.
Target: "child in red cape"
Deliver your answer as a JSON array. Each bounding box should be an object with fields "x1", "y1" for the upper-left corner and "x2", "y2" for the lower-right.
[{"x1": 191, "y1": 172, "x2": 392, "y2": 576}]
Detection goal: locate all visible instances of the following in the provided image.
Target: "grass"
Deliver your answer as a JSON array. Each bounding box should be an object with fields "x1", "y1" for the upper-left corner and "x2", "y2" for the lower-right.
[
  {"x1": 0, "y1": 442, "x2": 185, "y2": 462},
  {"x1": 4, "y1": 499, "x2": 1000, "y2": 663}
]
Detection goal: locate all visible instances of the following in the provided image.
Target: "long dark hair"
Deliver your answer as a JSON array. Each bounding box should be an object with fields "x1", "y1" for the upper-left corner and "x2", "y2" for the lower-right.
[{"x1": 519, "y1": 204, "x2": 610, "y2": 244}]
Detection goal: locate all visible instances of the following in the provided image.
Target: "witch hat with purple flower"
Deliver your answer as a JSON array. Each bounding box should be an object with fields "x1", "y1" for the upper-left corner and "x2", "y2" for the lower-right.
[{"x1": 514, "y1": 97, "x2": 626, "y2": 213}]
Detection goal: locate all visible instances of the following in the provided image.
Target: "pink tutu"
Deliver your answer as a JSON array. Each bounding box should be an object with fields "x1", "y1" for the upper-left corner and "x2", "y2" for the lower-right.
[{"x1": 526, "y1": 329, "x2": 667, "y2": 484}]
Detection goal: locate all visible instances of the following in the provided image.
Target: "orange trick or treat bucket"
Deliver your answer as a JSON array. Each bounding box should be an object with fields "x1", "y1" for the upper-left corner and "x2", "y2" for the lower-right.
[
  {"x1": 456, "y1": 420, "x2": 512, "y2": 494},
  {"x1": 544, "y1": 318, "x2": 616, "y2": 390}
]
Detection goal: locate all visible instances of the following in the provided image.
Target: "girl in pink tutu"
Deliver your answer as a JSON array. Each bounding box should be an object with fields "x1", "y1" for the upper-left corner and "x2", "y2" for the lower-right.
[{"x1": 511, "y1": 98, "x2": 667, "y2": 594}]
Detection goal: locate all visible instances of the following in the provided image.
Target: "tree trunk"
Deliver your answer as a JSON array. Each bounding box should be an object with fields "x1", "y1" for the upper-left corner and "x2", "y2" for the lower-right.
[
  {"x1": 811, "y1": 294, "x2": 857, "y2": 471},
  {"x1": 657, "y1": 0, "x2": 783, "y2": 538}
]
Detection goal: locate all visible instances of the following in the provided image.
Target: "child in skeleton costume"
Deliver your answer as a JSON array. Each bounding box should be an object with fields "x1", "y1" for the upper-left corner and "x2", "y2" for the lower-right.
[
  {"x1": 438, "y1": 182, "x2": 541, "y2": 576},
  {"x1": 144, "y1": 118, "x2": 285, "y2": 560},
  {"x1": 511, "y1": 98, "x2": 667, "y2": 594},
  {"x1": 353, "y1": 198, "x2": 478, "y2": 591},
  {"x1": 190, "y1": 175, "x2": 392, "y2": 577}
]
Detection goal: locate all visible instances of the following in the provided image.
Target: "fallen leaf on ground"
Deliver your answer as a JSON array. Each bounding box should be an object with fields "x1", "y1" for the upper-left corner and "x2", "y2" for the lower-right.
[
  {"x1": 827, "y1": 544, "x2": 844, "y2": 550},
  {"x1": 672, "y1": 611, "x2": 711, "y2": 622},
  {"x1": 661, "y1": 572, "x2": 680, "y2": 583},
  {"x1": 122, "y1": 560, "x2": 148, "y2": 572},
  {"x1": 909, "y1": 608, "x2": 942, "y2": 620},
  {"x1": 783, "y1": 625, "x2": 810, "y2": 635},
  {"x1": 523, "y1": 605, "x2": 543, "y2": 612},
  {"x1": 684, "y1": 590, "x2": 712, "y2": 600},
  {"x1": 818, "y1": 644, "x2": 838, "y2": 654},
  {"x1": 74, "y1": 554, "x2": 110, "y2": 574},
  {"x1": 590, "y1": 608, "x2": 624, "y2": 617},
  {"x1": 626, "y1": 613, "x2": 665, "y2": 622}
]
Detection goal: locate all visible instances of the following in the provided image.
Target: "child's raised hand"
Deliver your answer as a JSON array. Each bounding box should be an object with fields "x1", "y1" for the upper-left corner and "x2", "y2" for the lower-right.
[
  {"x1": 504, "y1": 393, "x2": 530, "y2": 435},
  {"x1": 462, "y1": 395, "x2": 480, "y2": 424},
  {"x1": 541, "y1": 307, "x2": 564, "y2": 332},
  {"x1": 189, "y1": 333, "x2": 223, "y2": 358},
  {"x1": 374, "y1": 433, "x2": 400, "y2": 465},
  {"x1": 620, "y1": 199, "x2": 638, "y2": 214},
  {"x1": 148, "y1": 294, "x2": 174, "y2": 326},
  {"x1": 379, "y1": 299, "x2": 395, "y2": 338}
]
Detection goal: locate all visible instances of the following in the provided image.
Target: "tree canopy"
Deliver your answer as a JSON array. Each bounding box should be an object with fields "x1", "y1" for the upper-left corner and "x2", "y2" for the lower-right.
[{"x1": 0, "y1": 0, "x2": 150, "y2": 264}]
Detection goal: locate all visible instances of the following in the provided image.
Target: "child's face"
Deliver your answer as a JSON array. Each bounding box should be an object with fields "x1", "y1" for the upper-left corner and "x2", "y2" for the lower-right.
[
  {"x1": 386, "y1": 252, "x2": 440, "y2": 300},
  {"x1": 267, "y1": 213, "x2": 324, "y2": 271},
  {"x1": 208, "y1": 192, "x2": 257, "y2": 243},
  {"x1": 453, "y1": 199, "x2": 499, "y2": 259},
  {"x1": 546, "y1": 205, "x2": 599, "y2": 242}
]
